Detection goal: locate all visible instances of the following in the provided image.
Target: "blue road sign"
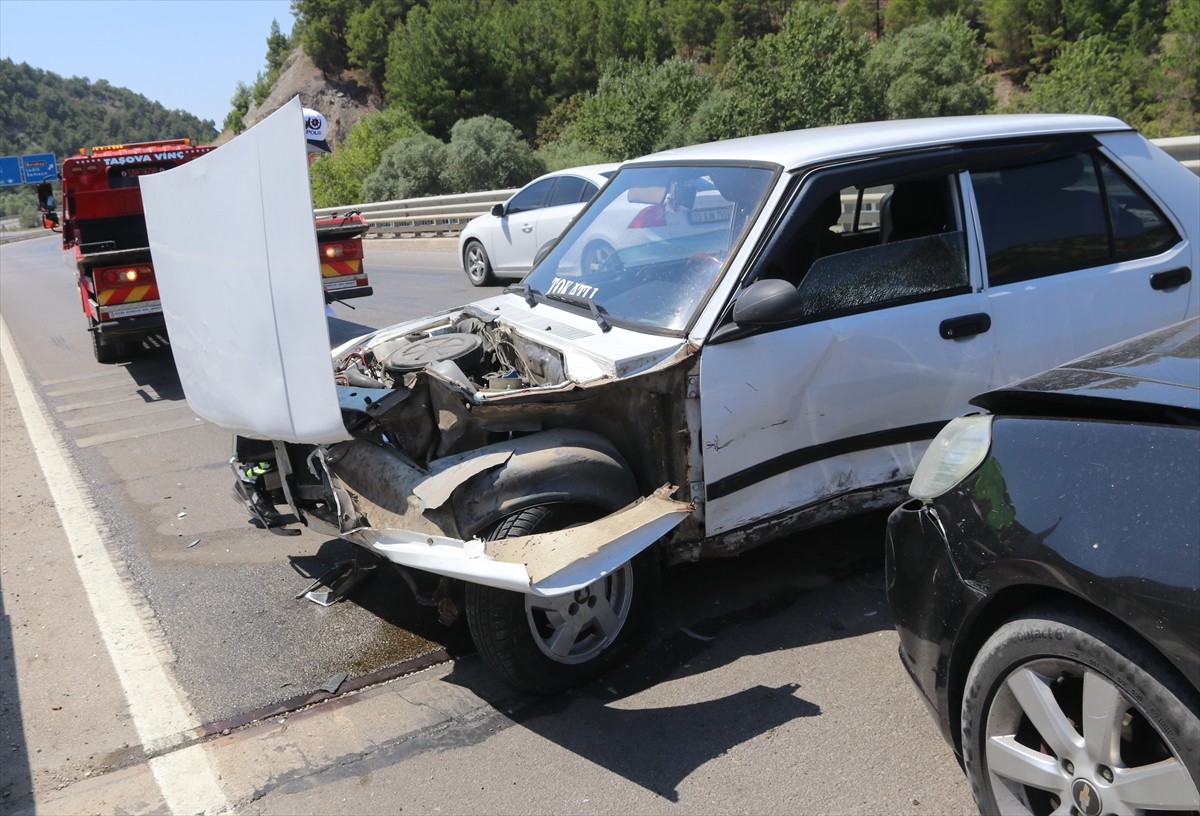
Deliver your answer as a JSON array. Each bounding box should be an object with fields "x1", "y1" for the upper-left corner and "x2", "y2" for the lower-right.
[
  {"x1": 20, "y1": 153, "x2": 58, "y2": 183},
  {"x1": 0, "y1": 156, "x2": 22, "y2": 187}
]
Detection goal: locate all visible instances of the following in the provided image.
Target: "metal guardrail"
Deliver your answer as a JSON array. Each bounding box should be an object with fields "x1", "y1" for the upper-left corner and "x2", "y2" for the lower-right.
[
  {"x1": 314, "y1": 189, "x2": 517, "y2": 240},
  {"x1": 315, "y1": 135, "x2": 1200, "y2": 242}
]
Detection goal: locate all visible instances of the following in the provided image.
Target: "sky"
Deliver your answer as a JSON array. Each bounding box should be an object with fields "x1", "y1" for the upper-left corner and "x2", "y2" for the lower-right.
[{"x1": 0, "y1": 0, "x2": 295, "y2": 126}]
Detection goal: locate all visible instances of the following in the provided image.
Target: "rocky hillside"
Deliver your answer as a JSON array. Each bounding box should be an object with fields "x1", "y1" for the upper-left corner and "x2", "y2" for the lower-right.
[{"x1": 215, "y1": 49, "x2": 378, "y2": 148}]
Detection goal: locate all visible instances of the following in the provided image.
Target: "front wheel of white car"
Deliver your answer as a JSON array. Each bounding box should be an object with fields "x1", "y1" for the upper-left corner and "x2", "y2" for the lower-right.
[
  {"x1": 463, "y1": 239, "x2": 496, "y2": 286},
  {"x1": 464, "y1": 504, "x2": 658, "y2": 694}
]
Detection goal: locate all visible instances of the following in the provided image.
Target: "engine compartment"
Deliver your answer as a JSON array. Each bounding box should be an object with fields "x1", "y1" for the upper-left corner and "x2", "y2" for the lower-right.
[{"x1": 332, "y1": 313, "x2": 568, "y2": 396}]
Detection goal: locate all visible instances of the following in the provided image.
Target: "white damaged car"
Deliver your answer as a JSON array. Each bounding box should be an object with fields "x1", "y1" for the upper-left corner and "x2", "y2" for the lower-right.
[{"x1": 143, "y1": 99, "x2": 1198, "y2": 693}]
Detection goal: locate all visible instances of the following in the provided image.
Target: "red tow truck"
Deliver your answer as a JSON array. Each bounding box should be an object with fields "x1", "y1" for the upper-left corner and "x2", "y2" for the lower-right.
[{"x1": 58, "y1": 138, "x2": 371, "y2": 363}]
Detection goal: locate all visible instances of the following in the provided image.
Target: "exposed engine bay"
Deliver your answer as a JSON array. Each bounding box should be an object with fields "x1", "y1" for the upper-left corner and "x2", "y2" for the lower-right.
[{"x1": 333, "y1": 310, "x2": 568, "y2": 397}]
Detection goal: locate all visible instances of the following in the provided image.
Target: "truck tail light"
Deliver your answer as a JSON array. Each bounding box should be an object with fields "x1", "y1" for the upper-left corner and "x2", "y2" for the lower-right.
[
  {"x1": 98, "y1": 265, "x2": 155, "y2": 288},
  {"x1": 321, "y1": 241, "x2": 363, "y2": 261}
]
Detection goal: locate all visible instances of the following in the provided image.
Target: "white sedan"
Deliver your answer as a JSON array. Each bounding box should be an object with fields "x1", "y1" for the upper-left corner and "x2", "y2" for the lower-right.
[
  {"x1": 145, "y1": 106, "x2": 1199, "y2": 695},
  {"x1": 458, "y1": 163, "x2": 618, "y2": 286}
]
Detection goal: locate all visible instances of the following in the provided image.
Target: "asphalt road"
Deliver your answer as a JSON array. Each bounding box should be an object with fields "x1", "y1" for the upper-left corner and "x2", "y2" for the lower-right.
[{"x1": 0, "y1": 233, "x2": 975, "y2": 814}]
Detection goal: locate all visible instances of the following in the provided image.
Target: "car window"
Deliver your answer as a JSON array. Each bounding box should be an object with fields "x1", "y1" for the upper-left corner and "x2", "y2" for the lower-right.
[
  {"x1": 1100, "y1": 157, "x2": 1181, "y2": 260},
  {"x1": 526, "y1": 164, "x2": 776, "y2": 333},
  {"x1": 507, "y1": 179, "x2": 554, "y2": 215},
  {"x1": 972, "y1": 151, "x2": 1180, "y2": 285},
  {"x1": 756, "y1": 174, "x2": 969, "y2": 318},
  {"x1": 548, "y1": 176, "x2": 598, "y2": 207}
]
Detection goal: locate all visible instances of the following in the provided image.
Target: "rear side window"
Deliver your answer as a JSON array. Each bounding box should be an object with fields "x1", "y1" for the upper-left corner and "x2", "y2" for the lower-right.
[
  {"x1": 1101, "y1": 160, "x2": 1180, "y2": 259},
  {"x1": 507, "y1": 179, "x2": 553, "y2": 214},
  {"x1": 973, "y1": 152, "x2": 1181, "y2": 284},
  {"x1": 548, "y1": 176, "x2": 597, "y2": 207}
]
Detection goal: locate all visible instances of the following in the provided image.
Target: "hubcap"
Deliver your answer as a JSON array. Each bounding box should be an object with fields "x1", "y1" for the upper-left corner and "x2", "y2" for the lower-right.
[{"x1": 524, "y1": 561, "x2": 633, "y2": 665}]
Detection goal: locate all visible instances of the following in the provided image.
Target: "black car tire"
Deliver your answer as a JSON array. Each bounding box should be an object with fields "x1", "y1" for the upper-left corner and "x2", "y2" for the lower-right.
[
  {"x1": 464, "y1": 503, "x2": 658, "y2": 695},
  {"x1": 581, "y1": 240, "x2": 616, "y2": 276},
  {"x1": 961, "y1": 606, "x2": 1200, "y2": 816},
  {"x1": 463, "y1": 239, "x2": 496, "y2": 286}
]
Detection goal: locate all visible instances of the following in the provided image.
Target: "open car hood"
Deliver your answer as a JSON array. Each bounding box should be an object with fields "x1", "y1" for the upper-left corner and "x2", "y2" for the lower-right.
[{"x1": 141, "y1": 98, "x2": 349, "y2": 444}]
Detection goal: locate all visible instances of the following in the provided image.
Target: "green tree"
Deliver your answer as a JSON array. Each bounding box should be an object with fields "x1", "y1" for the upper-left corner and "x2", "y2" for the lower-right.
[
  {"x1": 224, "y1": 82, "x2": 252, "y2": 133},
  {"x1": 1020, "y1": 35, "x2": 1141, "y2": 120},
  {"x1": 983, "y1": 0, "x2": 1166, "y2": 79},
  {"x1": 867, "y1": 15, "x2": 993, "y2": 118},
  {"x1": 1145, "y1": 0, "x2": 1200, "y2": 136},
  {"x1": 711, "y1": 4, "x2": 877, "y2": 139},
  {"x1": 293, "y1": 0, "x2": 359, "y2": 77},
  {"x1": 309, "y1": 105, "x2": 423, "y2": 206},
  {"x1": 567, "y1": 57, "x2": 716, "y2": 159},
  {"x1": 266, "y1": 19, "x2": 292, "y2": 73},
  {"x1": 443, "y1": 116, "x2": 545, "y2": 193},
  {"x1": 361, "y1": 132, "x2": 450, "y2": 200},
  {"x1": 346, "y1": 0, "x2": 413, "y2": 92},
  {"x1": 883, "y1": 0, "x2": 982, "y2": 34},
  {"x1": 383, "y1": 0, "x2": 502, "y2": 140},
  {"x1": 711, "y1": 0, "x2": 788, "y2": 66}
]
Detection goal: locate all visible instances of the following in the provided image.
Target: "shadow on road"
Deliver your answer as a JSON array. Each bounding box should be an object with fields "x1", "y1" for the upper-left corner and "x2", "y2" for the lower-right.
[
  {"x1": 0, "y1": 592, "x2": 32, "y2": 806},
  {"x1": 439, "y1": 511, "x2": 893, "y2": 801}
]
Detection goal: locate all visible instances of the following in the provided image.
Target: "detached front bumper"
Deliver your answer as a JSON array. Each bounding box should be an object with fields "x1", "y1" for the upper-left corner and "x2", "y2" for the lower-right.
[
  {"x1": 290, "y1": 432, "x2": 693, "y2": 599},
  {"x1": 357, "y1": 486, "x2": 689, "y2": 597}
]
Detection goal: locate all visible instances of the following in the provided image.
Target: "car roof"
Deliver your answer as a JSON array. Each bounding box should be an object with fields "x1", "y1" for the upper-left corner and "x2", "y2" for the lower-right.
[
  {"x1": 535, "y1": 163, "x2": 621, "y2": 184},
  {"x1": 973, "y1": 318, "x2": 1200, "y2": 418},
  {"x1": 626, "y1": 114, "x2": 1131, "y2": 171}
]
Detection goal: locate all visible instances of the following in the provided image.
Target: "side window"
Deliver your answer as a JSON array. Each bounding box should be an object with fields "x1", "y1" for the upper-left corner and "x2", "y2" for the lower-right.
[
  {"x1": 1100, "y1": 156, "x2": 1181, "y2": 259},
  {"x1": 757, "y1": 173, "x2": 969, "y2": 318},
  {"x1": 548, "y1": 176, "x2": 596, "y2": 207},
  {"x1": 506, "y1": 179, "x2": 553, "y2": 215},
  {"x1": 970, "y1": 151, "x2": 1177, "y2": 284}
]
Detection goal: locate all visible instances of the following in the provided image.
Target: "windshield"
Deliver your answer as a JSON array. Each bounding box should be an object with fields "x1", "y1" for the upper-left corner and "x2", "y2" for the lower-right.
[{"x1": 523, "y1": 164, "x2": 776, "y2": 333}]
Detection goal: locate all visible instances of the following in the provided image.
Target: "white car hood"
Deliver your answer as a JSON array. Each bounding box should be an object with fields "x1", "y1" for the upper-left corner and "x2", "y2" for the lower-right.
[{"x1": 141, "y1": 99, "x2": 349, "y2": 443}]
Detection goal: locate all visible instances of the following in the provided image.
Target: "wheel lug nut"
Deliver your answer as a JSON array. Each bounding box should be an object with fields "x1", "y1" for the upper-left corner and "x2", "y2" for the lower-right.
[
  {"x1": 1063, "y1": 760, "x2": 1074, "y2": 775},
  {"x1": 1098, "y1": 765, "x2": 1113, "y2": 782},
  {"x1": 568, "y1": 603, "x2": 579, "y2": 615}
]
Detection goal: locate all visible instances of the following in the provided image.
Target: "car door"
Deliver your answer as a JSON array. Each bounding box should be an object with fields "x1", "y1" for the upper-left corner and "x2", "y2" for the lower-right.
[
  {"x1": 966, "y1": 146, "x2": 1195, "y2": 381},
  {"x1": 490, "y1": 178, "x2": 555, "y2": 273},
  {"x1": 532, "y1": 175, "x2": 599, "y2": 256},
  {"x1": 698, "y1": 158, "x2": 995, "y2": 537}
]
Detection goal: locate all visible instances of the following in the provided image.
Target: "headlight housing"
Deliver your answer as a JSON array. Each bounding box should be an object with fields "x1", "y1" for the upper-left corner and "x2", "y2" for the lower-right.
[{"x1": 909, "y1": 414, "x2": 993, "y2": 502}]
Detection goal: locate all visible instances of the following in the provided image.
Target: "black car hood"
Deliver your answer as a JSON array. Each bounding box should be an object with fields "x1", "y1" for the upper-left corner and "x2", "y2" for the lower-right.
[{"x1": 972, "y1": 317, "x2": 1200, "y2": 421}]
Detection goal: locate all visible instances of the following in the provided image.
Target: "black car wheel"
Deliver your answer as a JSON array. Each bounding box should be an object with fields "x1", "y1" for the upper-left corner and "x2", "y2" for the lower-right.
[
  {"x1": 464, "y1": 504, "x2": 658, "y2": 695},
  {"x1": 962, "y1": 607, "x2": 1200, "y2": 815},
  {"x1": 463, "y1": 239, "x2": 495, "y2": 286},
  {"x1": 581, "y1": 240, "x2": 616, "y2": 275}
]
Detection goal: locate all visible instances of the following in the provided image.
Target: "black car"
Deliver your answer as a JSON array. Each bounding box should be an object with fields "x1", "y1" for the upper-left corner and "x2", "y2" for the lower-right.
[{"x1": 886, "y1": 318, "x2": 1200, "y2": 815}]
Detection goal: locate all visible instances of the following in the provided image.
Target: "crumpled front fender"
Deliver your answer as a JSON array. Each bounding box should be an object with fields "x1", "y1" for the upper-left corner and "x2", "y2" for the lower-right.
[
  {"x1": 313, "y1": 430, "x2": 691, "y2": 596},
  {"x1": 361, "y1": 485, "x2": 690, "y2": 597}
]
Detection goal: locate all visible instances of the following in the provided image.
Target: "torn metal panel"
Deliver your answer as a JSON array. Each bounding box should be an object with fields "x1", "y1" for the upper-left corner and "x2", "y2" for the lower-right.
[
  {"x1": 488, "y1": 485, "x2": 692, "y2": 585},
  {"x1": 366, "y1": 485, "x2": 692, "y2": 596}
]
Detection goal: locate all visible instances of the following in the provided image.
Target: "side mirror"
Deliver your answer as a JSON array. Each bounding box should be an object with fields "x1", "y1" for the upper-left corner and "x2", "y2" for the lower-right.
[
  {"x1": 733, "y1": 278, "x2": 806, "y2": 325},
  {"x1": 491, "y1": 203, "x2": 505, "y2": 217}
]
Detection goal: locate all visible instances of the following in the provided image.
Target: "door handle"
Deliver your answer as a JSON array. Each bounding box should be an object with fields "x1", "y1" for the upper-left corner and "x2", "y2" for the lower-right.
[
  {"x1": 940, "y1": 313, "x2": 991, "y2": 340},
  {"x1": 1150, "y1": 267, "x2": 1191, "y2": 291},
  {"x1": 521, "y1": 223, "x2": 533, "y2": 233}
]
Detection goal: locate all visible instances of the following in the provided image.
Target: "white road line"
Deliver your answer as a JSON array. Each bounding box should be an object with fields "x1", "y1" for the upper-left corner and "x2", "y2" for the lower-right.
[{"x1": 0, "y1": 317, "x2": 229, "y2": 815}]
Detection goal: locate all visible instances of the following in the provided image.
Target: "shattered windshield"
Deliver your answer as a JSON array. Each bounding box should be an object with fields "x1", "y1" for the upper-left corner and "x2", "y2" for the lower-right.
[{"x1": 523, "y1": 164, "x2": 776, "y2": 333}]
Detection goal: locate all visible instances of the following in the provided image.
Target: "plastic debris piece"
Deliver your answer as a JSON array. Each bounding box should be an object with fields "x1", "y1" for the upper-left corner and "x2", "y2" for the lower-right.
[
  {"x1": 681, "y1": 627, "x2": 716, "y2": 642},
  {"x1": 177, "y1": 512, "x2": 187, "y2": 519},
  {"x1": 319, "y1": 672, "x2": 348, "y2": 694},
  {"x1": 187, "y1": 539, "x2": 201, "y2": 548}
]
